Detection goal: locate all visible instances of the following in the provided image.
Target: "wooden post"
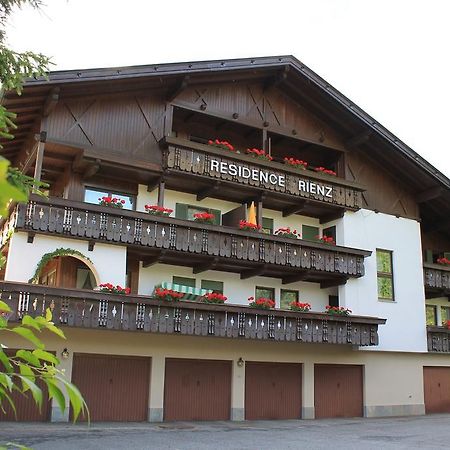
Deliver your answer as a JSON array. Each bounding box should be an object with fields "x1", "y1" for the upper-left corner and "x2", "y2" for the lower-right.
[
  {"x1": 164, "y1": 104, "x2": 174, "y2": 137},
  {"x1": 262, "y1": 129, "x2": 268, "y2": 152},
  {"x1": 157, "y1": 180, "x2": 165, "y2": 206},
  {"x1": 33, "y1": 117, "x2": 47, "y2": 182},
  {"x1": 257, "y1": 196, "x2": 263, "y2": 227}
]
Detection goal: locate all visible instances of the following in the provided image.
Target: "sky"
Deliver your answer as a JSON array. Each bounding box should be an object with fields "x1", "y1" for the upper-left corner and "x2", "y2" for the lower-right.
[{"x1": 5, "y1": 0, "x2": 450, "y2": 178}]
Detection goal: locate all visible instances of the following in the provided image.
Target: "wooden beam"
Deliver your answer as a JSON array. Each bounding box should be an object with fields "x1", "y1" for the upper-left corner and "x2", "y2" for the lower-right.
[
  {"x1": 142, "y1": 251, "x2": 167, "y2": 268},
  {"x1": 196, "y1": 181, "x2": 221, "y2": 201},
  {"x1": 240, "y1": 264, "x2": 266, "y2": 280},
  {"x1": 84, "y1": 159, "x2": 101, "y2": 179},
  {"x1": 147, "y1": 176, "x2": 163, "y2": 192},
  {"x1": 416, "y1": 186, "x2": 443, "y2": 203},
  {"x1": 263, "y1": 66, "x2": 289, "y2": 92},
  {"x1": 166, "y1": 75, "x2": 190, "y2": 102},
  {"x1": 320, "y1": 209, "x2": 345, "y2": 224},
  {"x1": 33, "y1": 121, "x2": 47, "y2": 181},
  {"x1": 42, "y1": 87, "x2": 60, "y2": 117},
  {"x1": 320, "y1": 276, "x2": 349, "y2": 289},
  {"x1": 157, "y1": 180, "x2": 165, "y2": 206},
  {"x1": 193, "y1": 257, "x2": 219, "y2": 274},
  {"x1": 282, "y1": 272, "x2": 309, "y2": 285},
  {"x1": 345, "y1": 131, "x2": 372, "y2": 149},
  {"x1": 282, "y1": 201, "x2": 308, "y2": 217}
]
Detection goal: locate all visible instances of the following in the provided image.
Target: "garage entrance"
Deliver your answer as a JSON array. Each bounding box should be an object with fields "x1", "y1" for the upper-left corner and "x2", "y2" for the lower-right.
[{"x1": 424, "y1": 366, "x2": 450, "y2": 413}]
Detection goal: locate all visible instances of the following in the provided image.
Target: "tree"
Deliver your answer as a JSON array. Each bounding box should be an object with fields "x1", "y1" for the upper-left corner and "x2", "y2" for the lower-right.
[{"x1": 0, "y1": 0, "x2": 88, "y2": 434}]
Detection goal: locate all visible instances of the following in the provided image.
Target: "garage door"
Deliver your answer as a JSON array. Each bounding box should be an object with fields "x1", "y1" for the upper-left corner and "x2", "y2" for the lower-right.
[
  {"x1": 71, "y1": 354, "x2": 151, "y2": 421},
  {"x1": 245, "y1": 362, "x2": 302, "y2": 420},
  {"x1": 424, "y1": 367, "x2": 450, "y2": 413},
  {"x1": 164, "y1": 358, "x2": 231, "y2": 421},
  {"x1": 315, "y1": 364, "x2": 363, "y2": 418},
  {"x1": 0, "y1": 349, "x2": 51, "y2": 422}
]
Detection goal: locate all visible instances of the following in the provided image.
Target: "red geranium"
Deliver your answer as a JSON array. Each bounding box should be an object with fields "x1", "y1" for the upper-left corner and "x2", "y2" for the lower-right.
[
  {"x1": 248, "y1": 296, "x2": 275, "y2": 310},
  {"x1": 154, "y1": 288, "x2": 184, "y2": 301},
  {"x1": 315, "y1": 167, "x2": 337, "y2": 176},
  {"x1": 193, "y1": 212, "x2": 215, "y2": 224},
  {"x1": 246, "y1": 148, "x2": 273, "y2": 161},
  {"x1": 99, "y1": 283, "x2": 131, "y2": 295},
  {"x1": 202, "y1": 292, "x2": 228, "y2": 304},
  {"x1": 325, "y1": 305, "x2": 352, "y2": 316},
  {"x1": 274, "y1": 227, "x2": 299, "y2": 239},
  {"x1": 316, "y1": 235, "x2": 335, "y2": 245},
  {"x1": 289, "y1": 301, "x2": 311, "y2": 312},
  {"x1": 437, "y1": 257, "x2": 450, "y2": 266},
  {"x1": 145, "y1": 205, "x2": 173, "y2": 216},
  {"x1": 208, "y1": 139, "x2": 235, "y2": 152},
  {"x1": 283, "y1": 157, "x2": 308, "y2": 170},
  {"x1": 98, "y1": 196, "x2": 125, "y2": 208},
  {"x1": 239, "y1": 220, "x2": 261, "y2": 231}
]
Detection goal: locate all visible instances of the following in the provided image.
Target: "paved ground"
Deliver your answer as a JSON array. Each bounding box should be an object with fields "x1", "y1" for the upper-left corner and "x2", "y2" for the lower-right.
[{"x1": 1, "y1": 415, "x2": 450, "y2": 449}]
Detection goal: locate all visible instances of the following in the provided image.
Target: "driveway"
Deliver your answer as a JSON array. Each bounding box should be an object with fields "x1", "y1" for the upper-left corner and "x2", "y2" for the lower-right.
[{"x1": 1, "y1": 415, "x2": 449, "y2": 449}]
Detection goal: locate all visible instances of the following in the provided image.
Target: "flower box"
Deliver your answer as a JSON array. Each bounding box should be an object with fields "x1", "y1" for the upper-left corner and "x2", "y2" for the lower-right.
[
  {"x1": 98, "y1": 196, "x2": 125, "y2": 208},
  {"x1": 208, "y1": 139, "x2": 236, "y2": 152},
  {"x1": 317, "y1": 235, "x2": 335, "y2": 245},
  {"x1": 144, "y1": 205, "x2": 173, "y2": 216},
  {"x1": 193, "y1": 212, "x2": 215, "y2": 224},
  {"x1": 325, "y1": 305, "x2": 352, "y2": 316},
  {"x1": 248, "y1": 296, "x2": 275, "y2": 310},
  {"x1": 239, "y1": 220, "x2": 261, "y2": 232},
  {"x1": 315, "y1": 166, "x2": 337, "y2": 176},
  {"x1": 289, "y1": 301, "x2": 311, "y2": 312},
  {"x1": 246, "y1": 148, "x2": 273, "y2": 161},
  {"x1": 437, "y1": 257, "x2": 450, "y2": 266},
  {"x1": 274, "y1": 227, "x2": 299, "y2": 239},
  {"x1": 99, "y1": 283, "x2": 131, "y2": 295},
  {"x1": 154, "y1": 287, "x2": 185, "y2": 302},
  {"x1": 283, "y1": 157, "x2": 308, "y2": 170},
  {"x1": 201, "y1": 292, "x2": 228, "y2": 304}
]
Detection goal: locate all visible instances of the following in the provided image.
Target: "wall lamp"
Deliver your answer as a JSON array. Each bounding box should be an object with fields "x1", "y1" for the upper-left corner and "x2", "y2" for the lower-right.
[
  {"x1": 61, "y1": 348, "x2": 69, "y2": 359},
  {"x1": 237, "y1": 357, "x2": 244, "y2": 367}
]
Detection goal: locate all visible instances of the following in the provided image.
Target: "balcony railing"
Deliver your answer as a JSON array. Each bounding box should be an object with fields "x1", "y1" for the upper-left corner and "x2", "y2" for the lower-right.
[
  {"x1": 161, "y1": 137, "x2": 365, "y2": 212},
  {"x1": 427, "y1": 326, "x2": 450, "y2": 352},
  {"x1": 0, "y1": 281, "x2": 386, "y2": 346},
  {"x1": 8, "y1": 196, "x2": 371, "y2": 284},
  {"x1": 423, "y1": 263, "x2": 450, "y2": 298}
]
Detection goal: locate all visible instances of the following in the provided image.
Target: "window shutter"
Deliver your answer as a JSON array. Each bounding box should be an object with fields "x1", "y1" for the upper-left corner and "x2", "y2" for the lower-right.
[
  {"x1": 175, "y1": 203, "x2": 189, "y2": 220},
  {"x1": 425, "y1": 249, "x2": 434, "y2": 263},
  {"x1": 302, "y1": 225, "x2": 319, "y2": 241},
  {"x1": 172, "y1": 276, "x2": 196, "y2": 288},
  {"x1": 210, "y1": 208, "x2": 222, "y2": 225},
  {"x1": 262, "y1": 217, "x2": 274, "y2": 234},
  {"x1": 201, "y1": 280, "x2": 224, "y2": 293}
]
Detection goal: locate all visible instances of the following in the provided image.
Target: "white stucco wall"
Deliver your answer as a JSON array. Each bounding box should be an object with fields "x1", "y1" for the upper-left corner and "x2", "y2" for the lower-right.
[
  {"x1": 338, "y1": 209, "x2": 427, "y2": 352},
  {"x1": 5, "y1": 232, "x2": 127, "y2": 286},
  {"x1": 138, "y1": 263, "x2": 335, "y2": 311}
]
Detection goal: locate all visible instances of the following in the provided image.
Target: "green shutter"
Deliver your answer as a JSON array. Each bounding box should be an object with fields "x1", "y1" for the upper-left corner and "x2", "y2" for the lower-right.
[
  {"x1": 444, "y1": 252, "x2": 450, "y2": 260},
  {"x1": 210, "y1": 208, "x2": 221, "y2": 225},
  {"x1": 425, "y1": 249, "x2": 434, "y2": 263},
  {"x1": 175, "y1": 203, "x2": 189, "y2": 220},
  {"x1": 262, "y1": 217, "x2": 274, "y2": 234},
  {"x1": 172, "y1": 276, "x2": 196, "y2": 288},
  {"x1": 201, "y1": 280, "x2": 224, "y2": 293},
  {"x1": 323, "y1": 225, "x2": 336, "y2": 242},
  {"x1": 302, "y1": 225, "x2": 319, "y2": 241}
]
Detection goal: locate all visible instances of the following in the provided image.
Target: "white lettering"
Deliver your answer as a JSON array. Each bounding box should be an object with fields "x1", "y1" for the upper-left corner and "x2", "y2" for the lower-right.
[
  {"x1": 252, "y1": 168, "x2": 259, "y2": 181},
  {"x1": 260, "y1": 171, "x2": 268, "y2": 184},
  {"x1": 317, "y1": 185, "x2": 325, "y2": 196},
  {"x1": 220, "y1": 162, "x2": 228, "y2": 174},
  {"x1": 229, "y1": 164, "x2": 237, "y2": 176},
  {"x1": 242, "y1": 167, "x2": 251, "y2": 179},
  {"x1": 210, "y1": 159, "x2": 219, "y2": 172},
  {"x1": 325, "y1": 186, "x2": 333, "y2": 198},
  {"x1": 278, "y1": 175, "x2": 285, "y2": 187},
  {"x1": 310, "y1": 182, "x2": 317, "y2": 194},
  {"x1": 269, "y1": 173, "x2": 278, "y2": 185},
  {"x1": 299, "y1": 180, "x2": 307, "y2": 192}
]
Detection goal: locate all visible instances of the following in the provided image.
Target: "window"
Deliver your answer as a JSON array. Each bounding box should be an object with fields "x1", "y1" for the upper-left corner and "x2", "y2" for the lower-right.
[
  {"x1": 302, "y1": 225, "x2": 319, "y2": 241},
  {"x1": 85, "y1": 187, "x2": 135, "y2": 210},
  {"x1": 201, "y1": 280, "x2": 224, "y2": 294},
  {"x1": 255, "y1": 286, "x2": 275, "y2": 300},
  {"x1": 280, "y1": 289, "x2": 298, "y2": 309},
  {"x1": 376, "y1": 249, "x2": 394, "y2": 300},
  {"x1": 261, "y1": 217, "x2": 274, "y2": 235},
  {"x1": 172, "y1": 276, "x2": 196, "y2": 288},
  {"x1": 323, "y1": 225, "x2": 336, "y2": 243},
  {"x1": 441, "y1": 306, "x2": 450, "y2": 326},
  {"x1": 175, "y1": 203, "x2": 221, "y2": 225},
  {"x1": 426, "y1": 305, "x2": 437, "y2": 326}
]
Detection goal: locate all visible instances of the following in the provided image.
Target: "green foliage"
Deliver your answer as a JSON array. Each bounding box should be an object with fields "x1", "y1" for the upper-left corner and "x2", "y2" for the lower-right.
[
  {"x1": 0, "y1": 302, "x2": 89, "y2": 422},
  {"x1": 28, "y1": 248, "x2": 92, "y2": 283}
]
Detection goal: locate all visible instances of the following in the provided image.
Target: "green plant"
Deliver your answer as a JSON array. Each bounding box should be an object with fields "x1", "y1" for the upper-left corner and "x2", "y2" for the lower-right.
[{"x1": 28, "y1": 248, "x2": 92, "y2": 283}]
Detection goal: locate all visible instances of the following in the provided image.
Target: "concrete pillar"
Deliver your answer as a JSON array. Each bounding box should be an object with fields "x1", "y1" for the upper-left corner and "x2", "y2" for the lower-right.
[
  {"x1": 50, "y1": 346, "x2": 73, "y2": 422},
  {"x1": 148, "y1": 355, "x2": 164, "y2": 422},
  {"x1": 231, "y1": 358, "x2": 245, "y2": 421},
  {"x1": 302, "y1": 361, "x2": 315, "y2": 419}
]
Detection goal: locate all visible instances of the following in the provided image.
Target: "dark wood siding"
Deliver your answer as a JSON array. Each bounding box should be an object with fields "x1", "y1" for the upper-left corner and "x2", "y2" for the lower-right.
[
  {"x1": 0, "y1": 349, "x2": 51, "y2": 422},
  {"x1": 314, "y1": 364, "x2": 363, "y2": 418},
  {"x1": 71, "y1": 353, "x2": 151, "y2": 421},
  {"x1": 245, "y1": 362, "x2": 302, "y2": 420},
  {"x1": 164, "y1": 358, "x2": 231, "y2": 421},
  {"x1": 424, "y1": 367, "x2": 450, "y2": 413}
]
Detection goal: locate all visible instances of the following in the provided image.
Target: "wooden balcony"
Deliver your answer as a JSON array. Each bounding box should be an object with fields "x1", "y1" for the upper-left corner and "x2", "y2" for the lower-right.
[
  {"x1": 427, "y1": 326, "x2": 450, "y2": 352},
  {"x1": 9, "y1": 197, "x2": 371, "y2": 286},
  {"x1": 161, "y1": 137, "x2": 366, "y2": 222},
  {"x1": 0, "y1": 281, "x2": 386, "y2": 346},
  {"x1": 423, "y1": 263, "x2": 450, "y2": 298}
]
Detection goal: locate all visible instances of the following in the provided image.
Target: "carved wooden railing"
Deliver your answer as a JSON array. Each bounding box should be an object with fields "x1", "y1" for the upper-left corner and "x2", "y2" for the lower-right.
[
  {"x1": 162, "y1": 137, "x2": 365, "y2": 210},
  {"x1": 427, "y1": 326, "x2": 450, "y2": 352},
  {"x1": 0, "y1": 282, "x2": 385, "y2": 346},
  {"x1": 8, "y1": 197, "x2": 370, "y2": 279},
  {"x1": 423, "y1": 263, "x2": 450, "y2": 295}
]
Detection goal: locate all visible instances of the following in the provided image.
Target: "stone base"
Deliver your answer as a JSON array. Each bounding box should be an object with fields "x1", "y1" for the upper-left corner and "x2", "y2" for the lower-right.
[
  {"x1": 231, "y1": 408, "x2": 245, "y2": 421},
  {"x1": 148, "y1": 408, "x2": 164, "y2": 422},
  {"x1": 50, "y1": 405, "x2": 69, "y2": 422},
  {"x1": 364, "y1": 404, "x2": 425, "y2": 418},
  {"x1": 302, "y1": 406, "x2": 315, "y2": 419}
]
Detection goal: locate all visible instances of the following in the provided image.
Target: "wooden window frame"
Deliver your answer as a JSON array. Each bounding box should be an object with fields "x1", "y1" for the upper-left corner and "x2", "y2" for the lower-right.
[
  {"x1": 280, "y1": 289, "x2": 299, "y2": 309},
  {"x1": 376, "y1": 249, "x2": 395, "y2": 301},
  {"x1": 84, "y1": 186, "x2": 137, "y2": 211},
  {"x1": 255, "y1": 286, "x2": 275, "y2": 300}
]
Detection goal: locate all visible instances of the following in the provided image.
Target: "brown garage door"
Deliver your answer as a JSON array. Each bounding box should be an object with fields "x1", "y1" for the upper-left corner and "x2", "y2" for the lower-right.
[
  {"x1": 71, "y1": 353, "x2": 151, "y2": 421},
  {"x1": 164, "y1": 358, "x2": 231, "y2": 421},
  {"x1": 245, "y1": 362, "x2": 302, "y2": 420},
  {"x1": 315, "y1": 364, "x2": 363, "y2": 418},
  {"x1": 0, "y1": 349, "x2": 51, "y2": 422},
  {"x1": 424, "y1": 367, "x2": 450, "y2": 413}
]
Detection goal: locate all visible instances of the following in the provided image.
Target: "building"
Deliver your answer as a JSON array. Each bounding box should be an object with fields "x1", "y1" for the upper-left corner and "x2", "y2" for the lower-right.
[{"x1": 0, "y1": 56, "x2": 449, "y2": 422}]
